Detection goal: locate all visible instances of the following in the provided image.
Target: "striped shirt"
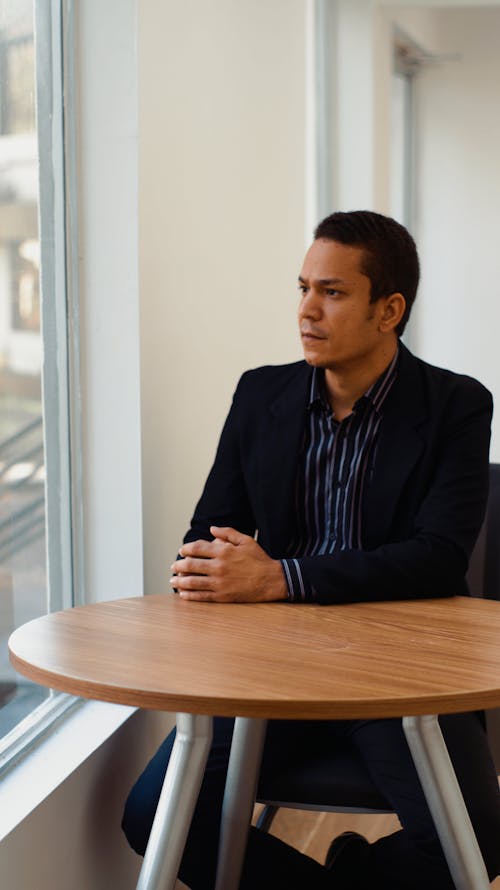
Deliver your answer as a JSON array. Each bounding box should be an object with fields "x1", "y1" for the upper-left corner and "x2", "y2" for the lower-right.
[{"x1": 281, "y1": 349, "x2": 399, "y2": 602}]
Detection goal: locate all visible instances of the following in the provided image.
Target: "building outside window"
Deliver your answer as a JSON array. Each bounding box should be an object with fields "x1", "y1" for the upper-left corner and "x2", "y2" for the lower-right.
[{"x1": 0, "y1": 0, "x2": 74, "y2": 758}]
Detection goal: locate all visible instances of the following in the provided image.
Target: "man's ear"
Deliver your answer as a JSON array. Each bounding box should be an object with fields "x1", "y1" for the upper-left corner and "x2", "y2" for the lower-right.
[{"x1": 379, "y1": 293, "x2": 406, "y2": 333}]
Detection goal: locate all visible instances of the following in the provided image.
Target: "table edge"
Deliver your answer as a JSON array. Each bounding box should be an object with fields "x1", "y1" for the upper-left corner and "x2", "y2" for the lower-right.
[{"x1": 10, "y1": 649, "x2": 500, "y2": 720}]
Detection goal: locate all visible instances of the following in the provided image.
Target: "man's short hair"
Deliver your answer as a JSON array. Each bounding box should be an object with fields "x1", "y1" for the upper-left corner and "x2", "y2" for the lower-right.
[{"x1": 314, "y1": 210, "x2": 419, "y2": 337}]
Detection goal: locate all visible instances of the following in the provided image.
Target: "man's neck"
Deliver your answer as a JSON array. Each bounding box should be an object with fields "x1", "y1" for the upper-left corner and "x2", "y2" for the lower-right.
[{"x1": 324, "y1": 341, "x2": 398, "y2": 420}]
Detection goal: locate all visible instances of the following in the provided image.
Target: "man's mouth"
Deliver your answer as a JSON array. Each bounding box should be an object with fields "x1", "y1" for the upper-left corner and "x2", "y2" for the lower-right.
[{"x1": 301, "y1": 329, "x2": 327, "y2": 341}]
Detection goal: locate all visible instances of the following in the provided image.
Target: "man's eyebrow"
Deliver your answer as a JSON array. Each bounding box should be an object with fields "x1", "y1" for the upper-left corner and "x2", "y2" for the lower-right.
[{"x1": 298, "y1": 276, "x2": 348, "y2": 286}]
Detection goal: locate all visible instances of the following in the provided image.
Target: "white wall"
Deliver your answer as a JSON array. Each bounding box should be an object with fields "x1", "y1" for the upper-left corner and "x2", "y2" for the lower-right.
[
  {"x1": 77, "y1": 0, "x2": 144, "y2": 603},
  {"x1": 333, "y1": 0, "x2": 393, "y2": 211},
  {"x1": 139, "y1": 0, "x2": 308, "y2": 593},
  {"x1": 409, "y1": 8, "x2": 500, "y2": 459},
  {"x1": 0, "y1": 709, "x2": 172, "y2": 890},
  {"x1": 334, "y1": 2, "x2": 500, "y2": 459}
]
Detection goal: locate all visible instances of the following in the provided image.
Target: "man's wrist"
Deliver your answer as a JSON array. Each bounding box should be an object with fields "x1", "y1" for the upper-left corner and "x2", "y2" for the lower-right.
[{"x1": 265, "y1": 559, "x2": 289, "y2": 601}]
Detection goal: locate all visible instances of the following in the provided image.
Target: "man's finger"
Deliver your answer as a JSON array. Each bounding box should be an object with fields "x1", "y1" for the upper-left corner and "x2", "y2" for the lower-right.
[
  {"x1": 178, "y1": 590, "x2": 218, "y2": 602},
  {"x1": 169, "y1": 573, "x2": 214, "y2": 591},
  {"x1": 210, "y1": 525, "x2": 247, "y2": 546},
  {"x1": 179, "y1": 539, "x2": 215, "y2": 558},
  {"x1": 171, "y1": 557, "x2": 211, "y2": 575}
]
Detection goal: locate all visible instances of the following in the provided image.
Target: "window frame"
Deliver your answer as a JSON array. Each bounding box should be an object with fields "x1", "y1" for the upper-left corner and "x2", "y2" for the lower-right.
[
  {"x1": 36, "y1": 0, "x2": 74, "y2": 613},
  {"x1": 0, "y1": 0, "x2": 82, "y2": 772}
]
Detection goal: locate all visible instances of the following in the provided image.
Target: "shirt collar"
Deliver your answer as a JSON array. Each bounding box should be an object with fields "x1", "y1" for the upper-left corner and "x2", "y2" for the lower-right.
[
  {"x1": 364, "y1": 346, "x2": 400, "y2": 412},
  {"x1": 307, "y1": 346, "x2": 400, "y2": 416}
]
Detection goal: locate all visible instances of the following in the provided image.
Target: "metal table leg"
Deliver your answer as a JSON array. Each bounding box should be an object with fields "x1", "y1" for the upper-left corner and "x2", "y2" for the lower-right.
[
  {"x1": 215, "y1": 717, "x2": 268, "y2": 890},
  {"x1": 403, "y1": 714, "x2": 490, "y2": 890},
  {"x1": 136, "y1": 712, "x2": 213, "y2": 890}
]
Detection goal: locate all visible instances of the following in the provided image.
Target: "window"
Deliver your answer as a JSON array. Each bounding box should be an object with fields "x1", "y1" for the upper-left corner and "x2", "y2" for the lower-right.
[{"x1": 0, "y1": 0, "x2": 76, "y2": 765}]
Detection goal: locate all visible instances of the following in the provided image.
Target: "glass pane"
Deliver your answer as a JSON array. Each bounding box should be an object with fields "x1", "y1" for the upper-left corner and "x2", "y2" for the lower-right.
[{"x1": 0, "y1": 0, "x2": 50, "y2": 736}]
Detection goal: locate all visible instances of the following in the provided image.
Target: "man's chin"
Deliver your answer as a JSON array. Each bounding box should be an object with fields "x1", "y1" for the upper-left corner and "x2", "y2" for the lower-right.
[{"x1": 303, "y1": 354, "x2": 331, "y2": 368}]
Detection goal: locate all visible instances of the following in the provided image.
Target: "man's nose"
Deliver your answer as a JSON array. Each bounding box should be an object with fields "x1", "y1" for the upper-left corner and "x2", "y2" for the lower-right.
[{"x1": 300, "y1": 289, "x2": 322, "y2": 319}]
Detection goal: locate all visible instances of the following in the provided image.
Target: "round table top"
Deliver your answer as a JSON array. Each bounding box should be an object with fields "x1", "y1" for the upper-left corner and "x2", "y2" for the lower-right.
[{"x1": 8, "y1": 594, "x2": 500, "y2": 719}]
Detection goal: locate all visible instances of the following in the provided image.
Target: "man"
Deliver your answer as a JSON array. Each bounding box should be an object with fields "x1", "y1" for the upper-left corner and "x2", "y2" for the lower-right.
[{"x1": 123, "y1": 211, "x2": 500, "y2": 888}]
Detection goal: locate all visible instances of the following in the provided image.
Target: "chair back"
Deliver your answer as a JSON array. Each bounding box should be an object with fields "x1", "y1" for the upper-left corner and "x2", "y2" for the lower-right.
[
  {"x1": 466, "y1": 463, "x2": 500, "y2": 771},
  {"x1": 467, "y1": 464, "x2": 500, "y2": 599}
]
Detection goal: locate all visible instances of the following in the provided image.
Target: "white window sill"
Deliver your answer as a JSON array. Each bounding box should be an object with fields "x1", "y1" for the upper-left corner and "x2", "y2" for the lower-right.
[{"x1": 0, "y1": 699, "x2": 136, "y2": 841}]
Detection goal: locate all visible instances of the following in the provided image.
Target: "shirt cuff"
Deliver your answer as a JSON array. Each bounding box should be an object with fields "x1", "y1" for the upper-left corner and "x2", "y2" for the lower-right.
[{"x1": 280, "y1": 558, "x2": 313, "y2": 603}]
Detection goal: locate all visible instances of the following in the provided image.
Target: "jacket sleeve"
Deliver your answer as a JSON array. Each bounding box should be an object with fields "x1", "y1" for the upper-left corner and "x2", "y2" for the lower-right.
[
  {"x1": 183, "y1": 373, "x2": 257, "y2": 545},
  {"x1": 294, "y1": 382, "x2": 493, "y2": 605}
]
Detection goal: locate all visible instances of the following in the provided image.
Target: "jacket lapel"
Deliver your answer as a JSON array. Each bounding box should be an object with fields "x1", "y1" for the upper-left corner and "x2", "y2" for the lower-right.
[
  {"x1": 362, "y1": 345, "x2": 429, "y2": 547},
  {"x1": 258, "y1": 363, "x2": 312, "y2": 554}
]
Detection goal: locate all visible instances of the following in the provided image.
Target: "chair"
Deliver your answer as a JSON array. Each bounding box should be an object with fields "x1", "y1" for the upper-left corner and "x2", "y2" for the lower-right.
[
  {"x1": 255, "y1": 463, "x2": 500, "y2": 832},
  {"x1": 467, "y1": 463, "x2": 500, "y2": 772}
]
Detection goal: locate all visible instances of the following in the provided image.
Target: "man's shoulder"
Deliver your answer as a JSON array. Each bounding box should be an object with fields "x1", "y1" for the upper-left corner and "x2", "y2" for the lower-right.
[
  {"x1": 401, "y1": 345, "x2": 492, "y2": 407},
  {"x1": 236, "y1": 360, "x2": 309, "y2": 396},
  {"x1": 229, "y1": 360, "x2": 311, "y2": 417},
  {"x1": 239, "y1": 359, "x2": 308, "y2": 385}
]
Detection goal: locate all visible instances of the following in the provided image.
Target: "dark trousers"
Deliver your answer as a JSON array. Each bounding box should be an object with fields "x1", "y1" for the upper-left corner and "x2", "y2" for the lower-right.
[{"x1": 122, "y1": 713, "x2": 500, "y2": 889}]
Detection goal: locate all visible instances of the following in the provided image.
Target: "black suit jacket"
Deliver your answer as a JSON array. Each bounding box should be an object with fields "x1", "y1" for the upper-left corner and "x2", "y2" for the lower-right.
[{"x1": 185, "y1": 344, "x2": 493, "y2": 605}]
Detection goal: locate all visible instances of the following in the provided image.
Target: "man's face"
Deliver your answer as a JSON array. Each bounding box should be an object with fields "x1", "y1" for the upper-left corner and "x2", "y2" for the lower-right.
[{"x1": 298, "y1": 238, "x2": 390, "y2": 371}]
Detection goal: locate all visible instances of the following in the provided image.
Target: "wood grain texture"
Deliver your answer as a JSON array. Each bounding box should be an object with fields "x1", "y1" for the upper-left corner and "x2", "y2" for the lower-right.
[{"x1": 8, "y1": 594, "x2": 500, "y2": 719}]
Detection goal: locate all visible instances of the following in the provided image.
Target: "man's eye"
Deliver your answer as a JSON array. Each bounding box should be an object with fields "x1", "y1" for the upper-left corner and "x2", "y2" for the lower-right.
[
  {"x1": 325, "y1": 289, "x2": 339, "y2": 297},
  {"x1": 298, "y1": 285, "x2": 308, "y2": 296}
]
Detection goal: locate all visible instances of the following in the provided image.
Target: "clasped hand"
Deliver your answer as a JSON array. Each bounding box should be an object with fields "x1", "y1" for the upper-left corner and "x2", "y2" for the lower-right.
[{"x1": 169, "y1": 526, "x2": 287, "y2": 603}]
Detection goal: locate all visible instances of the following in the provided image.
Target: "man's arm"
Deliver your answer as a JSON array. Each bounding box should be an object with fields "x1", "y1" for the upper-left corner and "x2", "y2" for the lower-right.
[
  {"x1": 182, "y1": 373, "x2": 257, "y2": 546},
  {"x1": 171, "y1": 371, "x2": 287, "y2": 602}
]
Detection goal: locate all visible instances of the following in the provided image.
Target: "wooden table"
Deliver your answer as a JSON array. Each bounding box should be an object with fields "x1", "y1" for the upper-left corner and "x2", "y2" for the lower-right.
[{"x1": 9, "y1": 593, "x2": 500, "y2": 890}]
